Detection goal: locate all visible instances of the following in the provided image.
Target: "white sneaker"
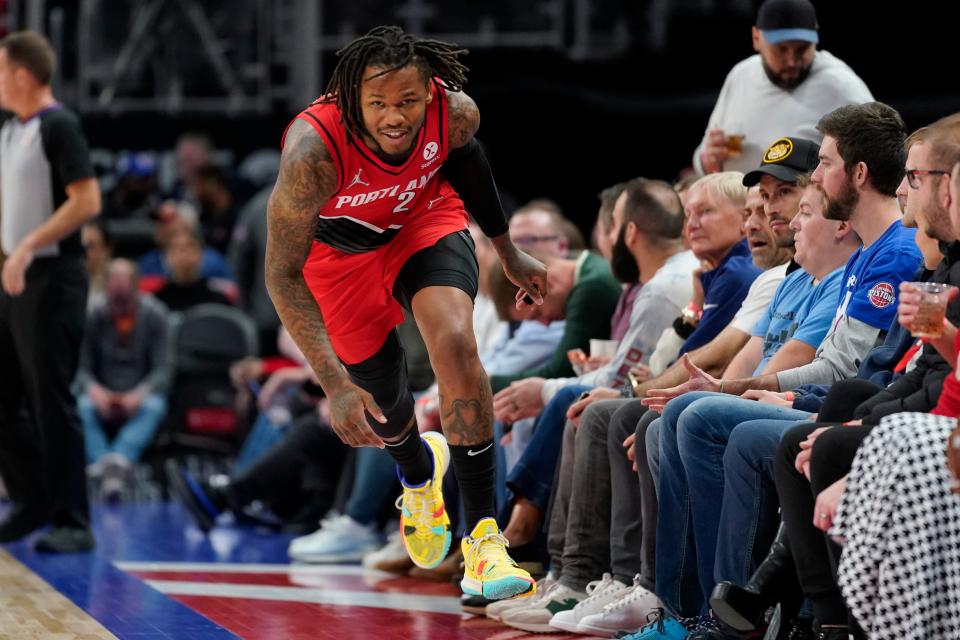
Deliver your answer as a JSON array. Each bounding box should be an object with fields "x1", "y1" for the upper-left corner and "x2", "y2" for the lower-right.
[
  {"x1": 576, "y1": 574, "x2": 662, "y2": 637},
  {"x1": 486, "y1": 572, "x2": 556, "y2": 621},
  {"x1": 362, "y1": 529, "x2": 412, "y2": 573},
  {"x1": 288, "y1": 514, "x2": 382, "y2": 563},
  {"x1": 501, "y1": 581, "x2": 585, "y2": 633},
  {"x1": 549, "y1": 573, "x2": 629, "y2": 633}
]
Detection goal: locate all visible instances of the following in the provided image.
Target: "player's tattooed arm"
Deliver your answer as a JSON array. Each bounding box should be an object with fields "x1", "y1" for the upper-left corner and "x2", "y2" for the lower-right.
[
  {"x1": 266, "y1": 120, "x2": 387, "y2": 448},
  {"x1": 446, "y1": 90, "x2": 480, "y2": 150},
  {"x1": 265, "y1": 119, "x2": 345, "y2": 391}
]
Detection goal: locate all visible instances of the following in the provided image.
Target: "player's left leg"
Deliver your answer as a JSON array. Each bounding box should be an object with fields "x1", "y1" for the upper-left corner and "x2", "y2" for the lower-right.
[{"x1": 393, "y1": 230, "x2": 534, "y2": 600}]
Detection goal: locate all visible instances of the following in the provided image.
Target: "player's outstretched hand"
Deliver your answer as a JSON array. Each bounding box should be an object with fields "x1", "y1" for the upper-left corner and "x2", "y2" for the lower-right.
[
  {"x1": 327, "y1": 381, "x2": 386, "y2": 448},
  {"x1": 501, "y1": 246, "x2": 547, "y2": 310}
]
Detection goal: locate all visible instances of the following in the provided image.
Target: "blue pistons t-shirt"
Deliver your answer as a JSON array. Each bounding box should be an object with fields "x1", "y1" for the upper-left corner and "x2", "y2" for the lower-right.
[{"x1": 834, "y1": 219, "x2": 922, "y2": 331}]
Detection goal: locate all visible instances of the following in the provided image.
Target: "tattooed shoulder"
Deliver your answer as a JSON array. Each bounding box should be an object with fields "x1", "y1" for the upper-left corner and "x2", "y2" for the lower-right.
[
  {"x1": 446, "y1": 90, "x2": 480, "y2": 150},
  {"x1": 275, "y1": 118, "x2": 339, "y2": 213}
]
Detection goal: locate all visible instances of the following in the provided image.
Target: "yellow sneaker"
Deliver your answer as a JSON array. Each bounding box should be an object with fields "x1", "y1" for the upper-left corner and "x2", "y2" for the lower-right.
[
  {"x1": 395, "y1": 431, "x2": 452, "y2": 569},
  {"x1": 461, "y1": 517, "x2": 536, "y2": 600}
]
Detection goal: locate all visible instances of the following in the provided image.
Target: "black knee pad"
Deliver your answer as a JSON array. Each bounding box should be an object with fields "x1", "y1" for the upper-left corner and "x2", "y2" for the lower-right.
[{"x1": 343, "y1": 331, "x2": 416, "y2": 439}]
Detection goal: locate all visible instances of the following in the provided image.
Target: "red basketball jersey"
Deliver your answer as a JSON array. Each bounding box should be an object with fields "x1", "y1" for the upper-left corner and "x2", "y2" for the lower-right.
[
  {"x1": 289, "y1": 79, "x2": 467, "y2": 255},
  {"x1": 285, "y1": 80, "x2": 471, "y2": 364}
]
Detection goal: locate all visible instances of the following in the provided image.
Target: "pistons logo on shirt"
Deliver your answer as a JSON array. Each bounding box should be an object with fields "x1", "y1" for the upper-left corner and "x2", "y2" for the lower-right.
[{"x1": 868, "y1": 282, "x2": 896, "y2": 309}]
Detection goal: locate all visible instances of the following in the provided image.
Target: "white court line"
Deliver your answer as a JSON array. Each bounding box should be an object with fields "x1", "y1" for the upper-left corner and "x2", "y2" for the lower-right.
[
  {"x1": 145, "y1": 580, "x2": 463, "y2": 615},
  {"x1": 114, "y1": 561, "x2": 389, "y2": 577}
]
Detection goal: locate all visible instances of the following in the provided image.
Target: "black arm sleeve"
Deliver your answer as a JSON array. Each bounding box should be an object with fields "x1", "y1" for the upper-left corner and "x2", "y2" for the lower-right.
[{"x1": 440, "y1": 138, "x2": 509, "y2": 238}]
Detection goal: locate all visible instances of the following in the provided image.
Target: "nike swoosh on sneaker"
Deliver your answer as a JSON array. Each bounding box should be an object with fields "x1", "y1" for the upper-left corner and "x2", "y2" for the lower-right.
[{"x1": 467, "y1": 443, "x2": 494, "y2": 456}]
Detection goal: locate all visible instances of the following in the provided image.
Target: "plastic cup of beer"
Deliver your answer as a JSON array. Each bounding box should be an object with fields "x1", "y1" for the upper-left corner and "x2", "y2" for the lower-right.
[
  {"x1": 909, "y1": 282, "x2": 951, "y2": 338},
  {"x1": 725, "y1": 133, "x2": 745, "y2": 157},
  {"x1": 724, "y1": 121, "x2": 745, "y2": 157}
]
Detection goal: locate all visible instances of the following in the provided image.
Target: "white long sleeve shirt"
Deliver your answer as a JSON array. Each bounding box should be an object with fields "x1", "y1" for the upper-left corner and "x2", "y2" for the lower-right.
[{"x1": 693, "y1": 50, "x2": 874, "y2": 175}]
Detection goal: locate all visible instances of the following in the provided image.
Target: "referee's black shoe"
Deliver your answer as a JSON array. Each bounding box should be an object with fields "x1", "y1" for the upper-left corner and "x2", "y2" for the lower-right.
[
  {"x1": 34, "y1": 526, "x2": 95, "y2": 553},
  {"x1": 0, "y1": 503, "x2": 48, "y2": 542}
]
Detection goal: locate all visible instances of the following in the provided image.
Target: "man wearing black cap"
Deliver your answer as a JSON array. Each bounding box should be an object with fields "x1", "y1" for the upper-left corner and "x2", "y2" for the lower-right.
[
  {"x1": 695, "y1": 0, "x2": 873, "y2": 175},
  {"x1": 634, "y1": 143, "x2": 862, "y2": 634}
]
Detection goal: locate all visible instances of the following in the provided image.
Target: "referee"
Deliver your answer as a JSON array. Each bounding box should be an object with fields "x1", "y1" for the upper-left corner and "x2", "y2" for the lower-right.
[{"x1": 0, "y1": 31, "x2": 101, "y2": 552}]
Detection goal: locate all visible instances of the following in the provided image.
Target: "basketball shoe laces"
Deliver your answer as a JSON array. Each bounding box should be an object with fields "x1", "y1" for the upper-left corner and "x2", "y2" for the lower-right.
[
  {"x1": 395, "y1": 489, "x2": 434, "y2": 538},
  {"x1": 463, "y1": 528, "x2": 516, "y2": 573}
]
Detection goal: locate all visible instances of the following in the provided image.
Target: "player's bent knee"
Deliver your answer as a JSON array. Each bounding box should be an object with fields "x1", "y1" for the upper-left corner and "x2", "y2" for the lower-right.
[
  {"x1": 368, "y1": 390, "x2": 415, "y2": 440},
  {"x1": 430, "y1": 329, "x2": 479, "y2": 372}
]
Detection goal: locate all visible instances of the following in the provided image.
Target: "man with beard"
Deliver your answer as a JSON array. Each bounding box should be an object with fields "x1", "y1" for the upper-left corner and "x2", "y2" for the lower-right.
[
  {"x1": 695, "y1": 0, "x2": 873, "y2": 175},
  {"x1": 494, "y1": 179, "x2": 697, "y2": 423},
  {"x1": 638, "y1": 103, "x2": 922, "y2": 635}
]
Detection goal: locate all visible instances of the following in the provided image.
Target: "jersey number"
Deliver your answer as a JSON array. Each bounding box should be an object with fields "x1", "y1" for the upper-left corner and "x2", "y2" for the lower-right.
[{"x1": 393, "y1": 191, "x2": 415, "y2": 214}]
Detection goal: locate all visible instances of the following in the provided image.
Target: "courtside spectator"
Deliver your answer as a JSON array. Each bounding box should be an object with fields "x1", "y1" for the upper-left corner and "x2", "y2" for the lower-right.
[{"x1": 77, "y1": 259, "x2": 169, "y2": 501}]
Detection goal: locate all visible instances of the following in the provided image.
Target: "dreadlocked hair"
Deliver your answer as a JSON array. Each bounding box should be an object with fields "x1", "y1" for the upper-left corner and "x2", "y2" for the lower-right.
[{"x1": 322, "y1": 25, "x2": 469, "y2": 141}]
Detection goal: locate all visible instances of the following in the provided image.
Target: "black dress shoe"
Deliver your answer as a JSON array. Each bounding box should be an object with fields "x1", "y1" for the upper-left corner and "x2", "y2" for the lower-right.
[
  {"x1": 711, "y1": 523, "x2": 803, "y2": 632},
  {"x1": 0, "y1": 504, "x2": 48, "y2": 542},
  {"x1": 34, "y1": 526, "x2": 95, "y2": 553}
]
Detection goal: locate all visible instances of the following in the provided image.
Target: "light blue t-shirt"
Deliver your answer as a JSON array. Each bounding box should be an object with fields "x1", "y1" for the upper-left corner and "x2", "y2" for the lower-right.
[{"x1": 751, "y1": 266, "x2": 845, "y2": 375}]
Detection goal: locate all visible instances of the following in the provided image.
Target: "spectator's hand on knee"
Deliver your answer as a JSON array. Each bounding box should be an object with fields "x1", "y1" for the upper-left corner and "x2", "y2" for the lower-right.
[
  {"x1": 87, "y1": 383, "x2": 111, "y2": 415},
  {"x1": 493, "y1": 378, "x2": 546, "y2": 423},
  {"x1": 566, "y1": 387, "x2": 620, "y2": 427},
  {"x1": 119, "y1": 390, "x2": 145, "y2": 417},
  {"x1": 795, "y1": 426, "x2": 833, "y2": 480},
  {"x1": 623, "y1": 432, "x2": 637, "y2": 472},
  {"x1": 230, "y1": 357, "x2": 264, "y2": 391},
  {"x1": 813, "y1": 476, "x2": 847, "y2": 534},
  {"x1": 740, "y1": 389, "x2": 793, "y2": 408}
]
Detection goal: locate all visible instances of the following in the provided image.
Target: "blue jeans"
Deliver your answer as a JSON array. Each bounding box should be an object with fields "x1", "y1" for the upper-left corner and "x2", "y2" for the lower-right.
[
  {"x1": 233, "y1": 411, "x2": 289, "y2": 475},
  {"x1": 345, "y1": 446, "x2": 400, "y2": 526},
  {"x1": 504, "y1": 384, "x2": 593, "y2": 513},
  {"x1": 656, "y1": 391, "x2": 810, "y2": 615},
  {"x1": 79, "y1": 393, "x2": 167, "y2": 465}
]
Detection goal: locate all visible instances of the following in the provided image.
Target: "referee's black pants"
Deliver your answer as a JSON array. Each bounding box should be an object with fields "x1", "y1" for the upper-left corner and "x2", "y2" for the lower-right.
[{"x1": 0, "y1": 256, "x2": 90, "y2": 529}]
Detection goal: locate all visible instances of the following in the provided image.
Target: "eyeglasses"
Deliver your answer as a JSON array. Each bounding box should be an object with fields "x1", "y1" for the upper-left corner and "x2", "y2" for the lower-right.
[{"x1": 906, "y1": 169, "x2": 950, "y2": 190}]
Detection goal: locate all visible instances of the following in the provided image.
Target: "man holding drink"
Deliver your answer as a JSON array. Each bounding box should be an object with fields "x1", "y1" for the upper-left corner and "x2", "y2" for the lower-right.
[{"x1": 694, "y1": 0, "x2": 873, "y2": 174}]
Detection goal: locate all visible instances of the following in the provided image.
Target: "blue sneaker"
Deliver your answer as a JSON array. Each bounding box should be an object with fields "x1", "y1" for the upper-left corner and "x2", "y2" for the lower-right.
[
  {"x1": 620, "y1": 610, "x2": 716, "y2": 640},
  {"x1": 619, "y1": 609, "x2": 690, "y2": 639}
]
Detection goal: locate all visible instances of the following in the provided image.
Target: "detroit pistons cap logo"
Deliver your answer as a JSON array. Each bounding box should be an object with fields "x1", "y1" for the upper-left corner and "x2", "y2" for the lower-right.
[
  {"x1": 868, "y1": 282, "x2": 895, "y2": 309},
  {"x1": 423, "y1": 141, "x2": 439, "y2": 161}
]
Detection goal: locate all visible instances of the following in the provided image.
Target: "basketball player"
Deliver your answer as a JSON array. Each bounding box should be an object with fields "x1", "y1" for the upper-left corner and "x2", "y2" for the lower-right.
[{"x1": 265, "y1": 26, "x2": 543, "y2": 600}]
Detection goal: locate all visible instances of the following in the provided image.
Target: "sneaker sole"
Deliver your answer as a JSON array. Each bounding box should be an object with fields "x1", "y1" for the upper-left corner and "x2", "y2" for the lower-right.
[
  {"x1": 501, "y1": 618, "x2": 563, "y2": 634},
  {"x1": 401, "y1": 432, "x2": 452, "y2": 570},
  {"x1": 548, "y1": 617, "x2": 582, "y2": 633},
  {"x1": 485, "y1": 599, "x2": 531, "y2": 622},
  {"x1": 461, "y1": 575, "x2": 536, "y2": 601}
]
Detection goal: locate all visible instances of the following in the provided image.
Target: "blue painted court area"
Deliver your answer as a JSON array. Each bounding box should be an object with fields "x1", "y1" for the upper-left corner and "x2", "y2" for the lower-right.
[{"x1": 2, "y1": 502, "x2": 296, "y2": 639}]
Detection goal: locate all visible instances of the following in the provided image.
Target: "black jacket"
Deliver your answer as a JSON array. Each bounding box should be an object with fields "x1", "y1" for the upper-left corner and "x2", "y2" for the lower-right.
[{"x1": 854, "y1": 241, "x2": 960, "y2": 425}]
